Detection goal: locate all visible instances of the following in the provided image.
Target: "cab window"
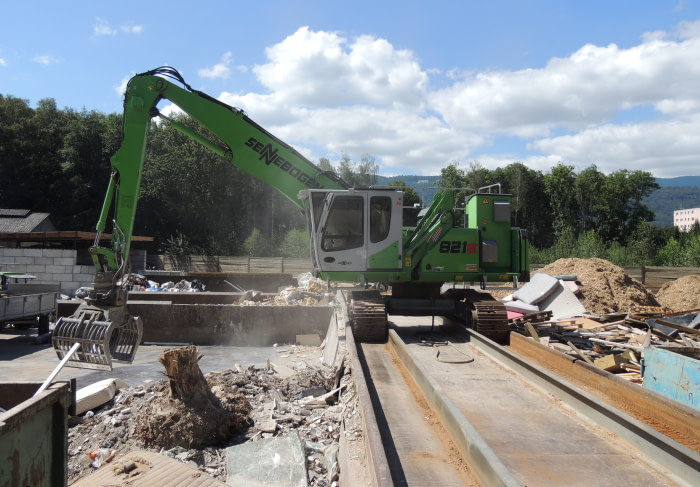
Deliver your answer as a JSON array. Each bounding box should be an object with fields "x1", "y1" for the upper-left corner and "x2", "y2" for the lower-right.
[
  {"x1": 370, "y1": 196, "x2": 392, "y2": 243},
  {"x1": 321, "y1": 196, "x2": 364, "y2": 251}
]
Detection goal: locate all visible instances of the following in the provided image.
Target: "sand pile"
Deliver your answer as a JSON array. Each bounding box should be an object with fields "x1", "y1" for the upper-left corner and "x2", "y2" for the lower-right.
[
  {"x1": 655, "y1": 274, "x2": 700, "y2": 312},
  {"x1": 535, "y1": 258, "x2": 660, "y2": 316}
]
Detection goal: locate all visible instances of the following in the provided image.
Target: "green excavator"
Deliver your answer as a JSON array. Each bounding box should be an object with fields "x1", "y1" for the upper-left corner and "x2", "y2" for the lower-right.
[{"x1": 53, "y1": 67, "x2": 529, "y2": 370}]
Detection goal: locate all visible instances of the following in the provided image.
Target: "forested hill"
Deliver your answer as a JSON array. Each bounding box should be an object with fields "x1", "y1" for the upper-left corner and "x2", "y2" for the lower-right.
[
  {"x1": 656, "y1": 176, "x2": 700, "y2": 187},
  {"x1": 645, "y1": 181, "x2": 700, "y2": 227},
  {"x1": 378, "y1": 175, "x2": 700, "y2": 228}
]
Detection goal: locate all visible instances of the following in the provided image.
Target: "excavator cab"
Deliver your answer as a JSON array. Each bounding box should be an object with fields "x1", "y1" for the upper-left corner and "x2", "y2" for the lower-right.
[{"x1": 304, "y1": 188, "x2": 404, "y2": 276}]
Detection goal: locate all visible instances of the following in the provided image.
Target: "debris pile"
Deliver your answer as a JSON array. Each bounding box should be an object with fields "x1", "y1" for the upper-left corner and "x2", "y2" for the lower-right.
[
  {"x1": 136, "y1": 346, "x2": 252, "y2": 450},
  {"x1": 124, "y1": 273, "x2": 206, "y2": 292},
  {"x1": 67, "y1": 344, "x2": 355, "y2": 486},
  {"x1": 240, "y1": 273, "x2": 334, "y2": 306},
  {"x1": 503, "y1": 258, "x2": 700, "y2": 384}
]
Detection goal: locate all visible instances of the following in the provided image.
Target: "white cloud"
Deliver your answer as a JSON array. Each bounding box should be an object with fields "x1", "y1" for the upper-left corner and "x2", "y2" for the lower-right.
[
  {"x1": 208, "y1": 23, "x2": 700, "y2": 177},
  {"x1": 33, "y1": 55, "x2": 60, "y2": 66},
  {"x1": 94, "y1": 18, "x2": 117, "y2": 36},
  {"x1": 0, "y1": 58, "x2": 6, "y2": 67},
  {"x1": 120, "y1": 24, "x2": 143, "y2": 34},
  {"x1": 94, "y1": 18, "x2": 142, "y2": 37},
  {"x1": 198, "y1": 52, "x2": 234, "y2": 80},
  {"x1": 527, "y1": 115, "x2": 700, "y2": 178},
  {"x1": 115, "y1": 74, "x2": 133, "y2": 99},
  {"x1": 253, "y1": 27, "x2": 428, "y2": 108}
]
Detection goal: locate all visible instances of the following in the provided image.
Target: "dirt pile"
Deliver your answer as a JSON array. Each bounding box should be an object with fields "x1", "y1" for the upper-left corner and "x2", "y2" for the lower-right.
[
  {"x1": 535, "y1": 258, "x2": 660, "y2": 316},
  {"x1": 655, "y1": 274, "x2": 700, "y2": 312}
]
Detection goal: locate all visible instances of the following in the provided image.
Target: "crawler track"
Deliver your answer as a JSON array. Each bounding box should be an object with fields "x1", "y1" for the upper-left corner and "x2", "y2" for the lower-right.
[{"x1": 354, "y1": 315, "x2": 700, "y2": 486}]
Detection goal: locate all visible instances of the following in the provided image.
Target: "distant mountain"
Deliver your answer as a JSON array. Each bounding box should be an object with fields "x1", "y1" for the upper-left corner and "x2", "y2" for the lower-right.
[{"x1": 655, "y1": 176, "x2": 700, "y2": 188}]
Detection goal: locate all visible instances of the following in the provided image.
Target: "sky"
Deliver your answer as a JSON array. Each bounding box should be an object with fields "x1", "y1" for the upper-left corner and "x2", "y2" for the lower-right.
[{"x1": 2, "y1": 1, "x2": 700, "y2": 178}]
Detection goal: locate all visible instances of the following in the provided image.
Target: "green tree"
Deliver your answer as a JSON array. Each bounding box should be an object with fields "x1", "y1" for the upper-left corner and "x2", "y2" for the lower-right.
[
  {"x1": 438, "y1": 162, "x2": 470, "y2": 203},
  {"x1": 597, "y1": 169, "x2": 659, "y2": 244},
  {"x1": 659, "y1": 237, "x2": 684, "y2": 266},
  {"x1": 279, "y1": 228, "x2": 310, "y2": 258},
  {"x1": 574, "y1": 166, "x2": 605, "y2": 233},
  {"x1": 464, "y1": 160, "x2": 489, "y2": 191},
  {"x1": 543, "y1": 163, "x2": 578, "y2": 238},
  {"x1": 335, "y1": 152, "x2": 379, "y2": 187},
  {"x1": 318, "y1": 157, "x2": 334, "y2": 173},
  {"x1": 243, "y1": 228, "x2": 270, "y2": 256},
  {"x1": 54, "y1": 108, "x2": 117, "y2": 230}
]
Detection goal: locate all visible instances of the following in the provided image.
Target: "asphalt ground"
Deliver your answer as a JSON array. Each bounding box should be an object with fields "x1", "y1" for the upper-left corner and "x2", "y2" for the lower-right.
[{"x1": 0, "y1": 324, "x2": 319, "y2": 390}]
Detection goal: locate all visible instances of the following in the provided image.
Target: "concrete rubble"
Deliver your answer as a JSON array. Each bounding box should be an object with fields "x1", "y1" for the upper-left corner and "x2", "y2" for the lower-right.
[
  {"x1": 63, "y1": 274, "x2": 350, "y2": 485},
  {"x1": 66, "y1": 330, "x2": 355, "y2": 486}
]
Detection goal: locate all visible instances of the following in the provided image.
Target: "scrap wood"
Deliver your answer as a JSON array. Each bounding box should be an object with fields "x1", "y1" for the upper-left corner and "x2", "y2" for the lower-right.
[
  {"x1": 589, "y1": 337, "x2": 645, "y2": 353},
  {"x1": 654, "y1": 318, "x2": 700, "y2": 337},
  {"x1": 524, "y1": 322, "x2": 540, "y2": 340},
  {"x1": 567, "y1": 341, "x2": 595, "y2": 365},
  {"x1": 556, "y1": 316, "x2": 604, "y2": 330},
  {"x1": 678, "y1": 333, "x2": 700, "y2": 347},
  {"x1": 510, "y1": 311, "x2": 552, "y2": 325}
]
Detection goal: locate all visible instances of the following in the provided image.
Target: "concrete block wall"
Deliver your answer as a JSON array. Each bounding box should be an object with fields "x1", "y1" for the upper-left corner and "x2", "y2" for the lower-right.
[{"x1": 0, "y1": 248, "x2": 94, "y2": 294}]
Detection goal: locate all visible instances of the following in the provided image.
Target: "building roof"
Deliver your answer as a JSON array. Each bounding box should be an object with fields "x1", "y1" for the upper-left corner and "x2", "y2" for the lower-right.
[
  {"x1": 0, "y1": 209, "x2": 55, "y2": 233},
  {"x1": 0, "y1": 208, "x2": 153, "y2": 247}
]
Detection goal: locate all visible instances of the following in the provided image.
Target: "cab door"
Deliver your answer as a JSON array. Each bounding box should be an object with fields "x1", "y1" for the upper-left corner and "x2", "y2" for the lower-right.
[
  {"x1": 366, "y1": 192, "x2": 403, "y2": 270},
  {"x1": 315, "y1": 192, "x2": 367, "y2": 273}
]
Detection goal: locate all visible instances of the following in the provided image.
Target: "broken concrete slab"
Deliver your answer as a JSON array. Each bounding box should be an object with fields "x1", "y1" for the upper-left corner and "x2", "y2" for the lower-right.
[
  {"x1": 538, "y1": 280, "x2": 587, "y2": 320},
  {"x1": 513, "y1": 273, "x2": 560, "y2": 305},
  {"x1": 225, "y1": 431, "x2": 307, "y2": 487},
  {"x1": 504, "y1": 300, "x2": 539, "y2": 315}
]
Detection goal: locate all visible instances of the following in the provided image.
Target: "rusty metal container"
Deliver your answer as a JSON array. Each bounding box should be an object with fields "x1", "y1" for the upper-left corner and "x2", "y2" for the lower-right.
[{"x1": 0, "y1": 381, "x2": 75, "y2": 487}]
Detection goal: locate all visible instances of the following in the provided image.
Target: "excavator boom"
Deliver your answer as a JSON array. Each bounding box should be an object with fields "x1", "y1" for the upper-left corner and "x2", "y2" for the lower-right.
[{"x1": 54, "y1": 67, "x2": 348, "y2": 369}]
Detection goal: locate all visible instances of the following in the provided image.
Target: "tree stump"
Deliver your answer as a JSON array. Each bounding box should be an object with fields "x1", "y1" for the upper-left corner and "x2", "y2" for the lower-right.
[
  {"x1": 159, "y1": 345, "x2": 216, "y2": 408},
  {"x1": 136, "y1": 345, "x2": 252, "y2": 449}
]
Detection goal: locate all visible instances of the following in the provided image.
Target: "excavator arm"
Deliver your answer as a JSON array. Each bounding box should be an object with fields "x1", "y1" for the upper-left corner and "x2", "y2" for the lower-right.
[
  {"x1": 54, "y1": 67, "x2": 348, "y2": 369},
  {"x1": 92, "y1": 66, "x2": 347, "y2": 284}
]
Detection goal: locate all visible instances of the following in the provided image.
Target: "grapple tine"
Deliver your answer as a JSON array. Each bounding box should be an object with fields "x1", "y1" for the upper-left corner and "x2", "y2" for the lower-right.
[{"x1": 52, "y1": 306, "x2": 143, "y2": 371}]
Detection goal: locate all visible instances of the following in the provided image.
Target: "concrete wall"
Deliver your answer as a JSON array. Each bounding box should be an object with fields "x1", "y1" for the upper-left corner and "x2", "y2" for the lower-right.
[
  {"x1": 130, "y1": 301, "x2": 334, "y2": 346},
  {"x1": 0, "y1": 248, "x2": 94, "y2": 294}
]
